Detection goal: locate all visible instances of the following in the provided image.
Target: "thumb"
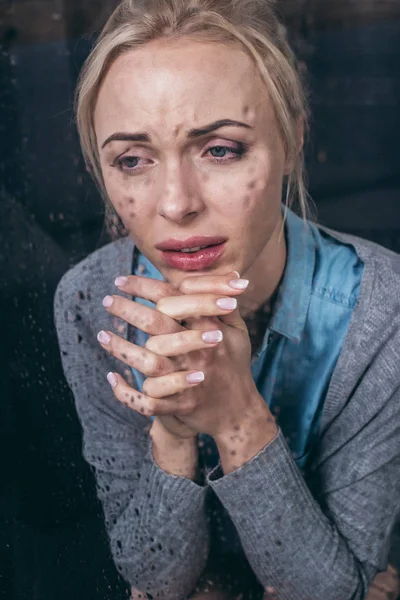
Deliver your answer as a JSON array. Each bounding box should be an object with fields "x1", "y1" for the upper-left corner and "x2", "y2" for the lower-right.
[{"x1": 217, "y1": 304, "x2": 248, "y2": 333}]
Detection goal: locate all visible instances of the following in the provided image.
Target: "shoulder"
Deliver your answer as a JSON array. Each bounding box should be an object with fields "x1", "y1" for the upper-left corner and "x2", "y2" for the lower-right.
[
  {"x1": 316, "y1": 225, "x2": 400, "y2": 442},
  {"x1": 317, "y1": 222, "x2": 400, "y2": 274},
  {"x1": 54, "y1": 236, "x2": 134, "y2": 314},
  {"x1": 316, "y1": 223, "x2": 400, "y2": 317}
]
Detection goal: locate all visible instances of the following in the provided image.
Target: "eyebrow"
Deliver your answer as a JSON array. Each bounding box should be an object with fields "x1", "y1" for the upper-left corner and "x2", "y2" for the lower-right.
[{"x1": 100, "y1": 119, "x2": 252, "y2": 149}]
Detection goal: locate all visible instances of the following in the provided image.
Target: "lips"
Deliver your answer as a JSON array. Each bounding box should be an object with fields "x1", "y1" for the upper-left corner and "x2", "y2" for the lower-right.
[
  {"x1": 155, "y1": 236, "x2": 227, "y2": 251},
  {"x1": 159, "y1": 241, "x2": 227, "y2": 271}
]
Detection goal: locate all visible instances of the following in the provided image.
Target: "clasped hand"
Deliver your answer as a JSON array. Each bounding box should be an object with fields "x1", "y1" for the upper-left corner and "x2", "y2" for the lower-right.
[{"x1": 97, "y1": 271, "x2": 269, "y2": 440}]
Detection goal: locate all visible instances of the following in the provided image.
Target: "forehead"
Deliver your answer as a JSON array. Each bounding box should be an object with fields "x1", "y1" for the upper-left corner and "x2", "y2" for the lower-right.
[{"x1": 94, "y1": 38, "x2": 270, "y2": 137}]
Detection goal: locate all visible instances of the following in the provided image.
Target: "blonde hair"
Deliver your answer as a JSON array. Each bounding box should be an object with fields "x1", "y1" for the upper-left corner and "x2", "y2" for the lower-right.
[{"x1": 75, "y1": 0, "x2": 315, "y2": 237}]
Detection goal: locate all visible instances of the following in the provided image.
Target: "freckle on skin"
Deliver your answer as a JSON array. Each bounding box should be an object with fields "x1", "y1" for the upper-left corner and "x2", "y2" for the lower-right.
[{"x1": 248, "y1": 180, "x2": 256, "y2": 189}]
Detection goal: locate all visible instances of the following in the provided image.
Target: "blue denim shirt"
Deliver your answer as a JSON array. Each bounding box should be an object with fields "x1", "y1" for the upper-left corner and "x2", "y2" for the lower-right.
[{"x1": 130, "y1": 206, "x2": 364, "y2": 474}]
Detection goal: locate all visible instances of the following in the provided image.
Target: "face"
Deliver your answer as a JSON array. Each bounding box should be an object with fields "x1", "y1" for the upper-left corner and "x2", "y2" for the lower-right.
[{"x1": 94, "y1": 37, "x2": 291, "y2": 291}]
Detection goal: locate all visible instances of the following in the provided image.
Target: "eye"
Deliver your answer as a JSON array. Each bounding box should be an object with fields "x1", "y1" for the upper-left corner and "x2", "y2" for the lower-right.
[
  {"x1": 119, "y1": 156, "x2": 139, "y2": 169},
  {"x1": 113, "y1": 156, "x2": 141, "y2": 172},
  {"x1": 206, "y1": 143, "x2": 247, "y2": 162},
  {"x1": 110, "y1": 154, "x2": 151, "y2": 174}
]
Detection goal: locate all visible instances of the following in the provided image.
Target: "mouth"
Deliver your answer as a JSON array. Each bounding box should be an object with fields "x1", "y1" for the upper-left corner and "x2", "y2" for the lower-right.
[
  {"x1": 155, "y1": 235, "x2": 227, "y2": 251},
  {"x1": 158, "y1": 241, "x2": 227, "y2": 271},
  {"x1": 161, "y1": 242, "x2": 222, "y2": 254}
]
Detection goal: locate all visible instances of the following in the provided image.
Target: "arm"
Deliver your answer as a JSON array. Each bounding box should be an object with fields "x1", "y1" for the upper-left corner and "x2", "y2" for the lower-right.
[
  {"x1": 54, "y1": 274, "x2": 210, "y2": 600},
  {"x1": 150, "y1": 417, "x2": 201, "y2": 481},
  {"x1": 208, "y1": 388, "x2": 400, "y2": 600}
]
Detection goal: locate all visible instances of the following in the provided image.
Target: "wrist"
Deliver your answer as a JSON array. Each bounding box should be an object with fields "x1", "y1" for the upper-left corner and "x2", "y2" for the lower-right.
[
  {"x1": 150, "y1": 418, "x2": 200, "y2": 481},
  {"x1": 214, "y1": 403, "x2": 278, "y2": 475}
]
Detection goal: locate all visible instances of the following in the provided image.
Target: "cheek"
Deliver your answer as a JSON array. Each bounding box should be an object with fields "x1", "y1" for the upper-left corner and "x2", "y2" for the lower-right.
[
  {"x1": 246, "y1": 156, "x2": 283, "y2": 200},
  {"x1": 103, "y1": 171, "x2": 153, "y2": 223},
  {"x1": 237, "y1": 165, "x2": 284, "y2": 229}
]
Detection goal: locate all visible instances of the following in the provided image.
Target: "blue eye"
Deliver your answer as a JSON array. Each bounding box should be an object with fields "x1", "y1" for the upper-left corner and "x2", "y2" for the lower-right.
[
  {"x1": 210, "y1": 146, "x2": 229, "y2": 158},
  {"x1": 207, "y1": 143, "x2": 247, "y2": 161},
  {"x1": 118, "y1": 156, "x2": 140, "y2": 170}
]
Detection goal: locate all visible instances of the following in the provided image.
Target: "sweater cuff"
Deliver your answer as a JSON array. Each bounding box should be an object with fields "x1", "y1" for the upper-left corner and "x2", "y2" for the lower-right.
[
  {"x1": 206, "y1": 428, "x2": 297, "y2": 502},
  {"x1": 207, "y1": 426, "x2": 282, "y2": 484}
]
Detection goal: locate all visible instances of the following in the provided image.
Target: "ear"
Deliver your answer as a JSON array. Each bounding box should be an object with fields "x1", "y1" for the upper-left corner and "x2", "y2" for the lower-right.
[{"x1": 283, "y1": 115, "x2": 305, "y2": 175}]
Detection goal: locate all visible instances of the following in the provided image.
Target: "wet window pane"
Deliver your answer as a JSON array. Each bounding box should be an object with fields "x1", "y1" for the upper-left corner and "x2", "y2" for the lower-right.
[{"x1": 1, "y1": 2, "x2": 399, "y2": 599}]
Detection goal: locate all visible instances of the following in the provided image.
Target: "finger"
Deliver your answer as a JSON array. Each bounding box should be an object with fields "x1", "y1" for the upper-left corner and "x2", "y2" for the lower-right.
[
  {"x1": 142, "y1": 369, "x2": 205, "y2": 399},
  {"x1": 97, "y1": 329, "x2": 175, "y2": 376},
  {"x1": 107, "y1": 371, "x2": 196, "y2": 417},
  {"x1": 156, "y1": 293, "x2": 240, "y2": 321},
  {"x1": 179, "y1": 271, "x2": 249, "y2": 296},
  {"x1": 217, "y1": 305, "x2": 249, "y2": 333},
  {"x1": 114, "y1": 274, "x2": 181, "y2": 302},
  {"x1": 144, "y1": 327, "x2": 223, "y2": 356},
  {"x1": 102, "y1": 294, "x2": 184, "y2": 335}
]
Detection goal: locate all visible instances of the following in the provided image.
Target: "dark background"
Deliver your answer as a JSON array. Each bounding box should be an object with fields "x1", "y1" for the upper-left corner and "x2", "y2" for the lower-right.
[{"x1": 1, "y1": 1, "x2": 400, "y2": 599}]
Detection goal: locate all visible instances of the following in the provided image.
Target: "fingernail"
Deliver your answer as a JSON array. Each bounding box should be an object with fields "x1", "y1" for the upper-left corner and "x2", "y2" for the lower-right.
[
  {"x1": 216, "y1": 297, "x2": 237, "y2": 310},
  {"x1": 115, "y1": 276, "x2": 128, "y2": 287},
  {"x1": 107, "y1": 372, "x2": 117, "y2": 388},
  {"x1": 97, "y1": 330, "x2": 111, "y2": 344},
  {"x1": 102, "y1": 295, "x2": 114, "y2": 308},
  {"x1": 186, "y1": 371, "x2": 205, "y2": 384},
  {"x1": 229, "y1": 279, "x2": 249, "y2": 290},
  {"x1": 202, "y1": 330, "x2": 223, "y2": 343},
  {"x1": 233, "y1": 271, "x2": 241, "y2": 278}
]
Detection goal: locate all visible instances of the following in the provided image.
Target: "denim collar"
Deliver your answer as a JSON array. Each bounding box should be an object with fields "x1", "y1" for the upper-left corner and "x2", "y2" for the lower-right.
[{"x1": 267, "y1": 205, "x2": 315, "y2": 344}]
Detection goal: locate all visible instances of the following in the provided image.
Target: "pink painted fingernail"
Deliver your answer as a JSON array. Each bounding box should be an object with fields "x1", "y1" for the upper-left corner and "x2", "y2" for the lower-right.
[
  {"x1": 202, "y1": 330, "x2": 223, "y2": 343},
  {"x1": 107, "y1": 372, "x2": 117, "y2": 388},
  {"x1": 186, "y1": 371, "x2": 205, "y2": 384},
  {"x1": 102, "y1": 295, "x2": 114, "y2": 308},
  {"x1": 115, "y1": 276, "x2": 128, "y2": 287},
  {"x1": 229, "y1": 279, "x2": 249, "y2": 290},
  {"x1": 216, "y1": 297, "x2": 237, "y2": 310},
  {"x1": 97, "y1": 330, "x2": 111, "y2": 344}
]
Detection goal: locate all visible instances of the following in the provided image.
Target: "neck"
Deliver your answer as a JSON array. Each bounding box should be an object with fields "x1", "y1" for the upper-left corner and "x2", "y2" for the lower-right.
[{"x1": 239, "y1": 216, "x2": 287, "y2": 319}]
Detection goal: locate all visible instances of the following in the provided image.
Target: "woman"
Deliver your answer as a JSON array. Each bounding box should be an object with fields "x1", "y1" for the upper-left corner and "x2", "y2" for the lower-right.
[{"x1": 54, "y1": 1, "x2": 400, "y2": 598}]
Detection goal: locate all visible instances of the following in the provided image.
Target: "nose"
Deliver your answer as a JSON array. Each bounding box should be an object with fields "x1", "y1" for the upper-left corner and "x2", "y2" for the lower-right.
[{"x1": 157, "y1": 159, "x2": 204, "y2": 223}]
